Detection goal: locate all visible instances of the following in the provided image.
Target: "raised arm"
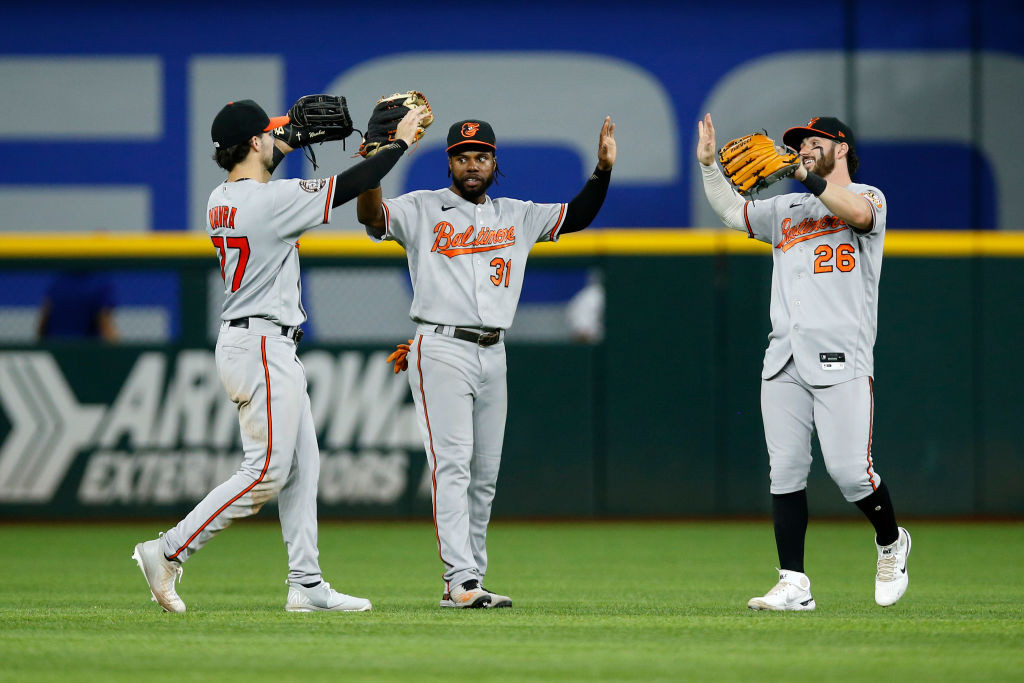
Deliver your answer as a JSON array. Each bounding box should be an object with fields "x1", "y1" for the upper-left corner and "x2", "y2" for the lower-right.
[
  {"x1": 560, "y1": 116, "x2": 616, "y2": 235},
  {"x1": 332, "y1": 106, "x2": 430, "y2": 210},
  {"x1": 696, "y1": 113, "x2": 747, "y2": 231},
  {"x1": 269, "y1": 138, "x2": 294, "y2": 174},
  {"x1": 357, "y1": 185, "x2": 386, "y2": 238},
  {"x1": 792, "y1": 162, "x2": 874, "y2": 232}
]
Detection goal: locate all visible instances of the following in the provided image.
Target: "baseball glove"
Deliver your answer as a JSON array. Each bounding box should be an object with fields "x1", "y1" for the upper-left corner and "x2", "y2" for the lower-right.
[
  {"x1": 718, "y1": 132, "x2": 800, "y2": 196},
  {"x1": 386, "y1": 339, "x2": 413, "y2": 374},
  {"x1": 359, "y1": 91, "x2": 433, "y2": 158},
  {"x1": 272, "y1": 94, "x2": 354, "y2": 169}
]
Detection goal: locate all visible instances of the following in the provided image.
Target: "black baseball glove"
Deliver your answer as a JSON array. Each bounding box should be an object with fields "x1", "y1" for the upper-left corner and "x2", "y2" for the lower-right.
[
  {"x1": 272, "y1": 94, "x2": 354, "y2": 168},
  {"x1": 358, "y1": 91, "x2": 433, "y2": 158}
]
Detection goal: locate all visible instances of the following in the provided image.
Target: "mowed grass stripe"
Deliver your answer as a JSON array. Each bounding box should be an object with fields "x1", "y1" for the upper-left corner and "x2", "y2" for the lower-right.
[{"x1": 0, "y1": 521, "x2": 1021, "y2": 682}]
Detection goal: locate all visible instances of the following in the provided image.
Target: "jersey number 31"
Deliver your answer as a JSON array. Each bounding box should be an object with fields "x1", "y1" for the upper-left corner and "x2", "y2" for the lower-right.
[{"x1": 490, "y1": 258, "x2": 512, "y2": 287}]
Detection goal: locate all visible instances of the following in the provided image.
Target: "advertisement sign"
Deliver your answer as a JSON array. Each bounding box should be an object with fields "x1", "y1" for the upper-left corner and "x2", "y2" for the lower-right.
[{"x1": 0, "y1": 349, "x2": 431, "y2": 516}]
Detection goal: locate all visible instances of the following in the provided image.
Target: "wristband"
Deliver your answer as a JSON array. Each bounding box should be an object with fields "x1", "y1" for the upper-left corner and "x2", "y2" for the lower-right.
[{"x1": 801, "y1": 171, "x2": 827, "y2": 196}]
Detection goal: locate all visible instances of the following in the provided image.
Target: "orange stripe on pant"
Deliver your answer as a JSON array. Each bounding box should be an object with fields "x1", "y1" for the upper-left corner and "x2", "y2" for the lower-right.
[
  {"x1": 169, "y1": 336, "x2": 274, "y2": 560},
  {"x1": 416, "y1": 334, "x2": 451, "y2": 588},
  {"x1": 865, "y1": 377, "x2": 877, "y2": 491}
]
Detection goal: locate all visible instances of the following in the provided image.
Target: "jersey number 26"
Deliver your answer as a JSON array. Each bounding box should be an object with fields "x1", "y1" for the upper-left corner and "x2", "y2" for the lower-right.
[{"x1": 813, "y1": 243, "x2": 856, "y2": 274}]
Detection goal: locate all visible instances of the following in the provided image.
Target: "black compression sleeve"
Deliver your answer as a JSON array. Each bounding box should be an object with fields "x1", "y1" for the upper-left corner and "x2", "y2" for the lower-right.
[
  {"x1": 331, "y1": 140, "x2": 409, "y2": 208},
  {"x1": 560, "y1": 167, "x2": 611, "y2": 234},
  {"x1": 270, "y1": 147, "x2": 286, "y2": 174}
]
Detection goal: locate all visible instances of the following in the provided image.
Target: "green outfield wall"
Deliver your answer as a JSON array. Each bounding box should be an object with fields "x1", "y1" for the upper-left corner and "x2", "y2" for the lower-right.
[{"x1": 1, "y1": 230, "x2": 1021, "y2": 518}]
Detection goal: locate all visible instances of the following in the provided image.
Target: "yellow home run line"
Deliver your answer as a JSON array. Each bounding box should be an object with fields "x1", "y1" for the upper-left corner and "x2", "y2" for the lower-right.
[{"x1": 1, "y1": 229, "x2": 1023, "y2": 258}]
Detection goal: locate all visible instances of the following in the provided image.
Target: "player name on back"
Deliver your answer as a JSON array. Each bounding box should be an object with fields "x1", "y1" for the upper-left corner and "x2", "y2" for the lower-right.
[{"x1": 208, "y1": 205, "x2": 237, "y2": 230}]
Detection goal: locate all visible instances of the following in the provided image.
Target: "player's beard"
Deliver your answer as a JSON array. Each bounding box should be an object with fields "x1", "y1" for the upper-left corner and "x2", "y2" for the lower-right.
[
  {"x1": 811, "y1": 143, "x2": 837, "y2": 177},
  {"x1": 452, "y1": 171, "x2": 495, "y2": 201}
]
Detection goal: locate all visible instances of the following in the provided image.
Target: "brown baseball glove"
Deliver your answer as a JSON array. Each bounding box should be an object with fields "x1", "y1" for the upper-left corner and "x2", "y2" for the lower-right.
[
  {"x1": 359, "y1": 91, "x2": 433, "y2": 158},
  {"x1": 718, "y1": 132, "x2": 800, "y2": 196},
  {"x1": 386, "y1": 339, "x2": 413, "y2": 374}
]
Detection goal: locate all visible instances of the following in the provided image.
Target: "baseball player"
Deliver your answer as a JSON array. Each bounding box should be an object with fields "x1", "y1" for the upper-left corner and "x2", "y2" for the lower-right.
[
  {"x1": 131, "y1": 98, "x2": 429, "y2": 613},
  {"x1": 357, "y1": 117, "x2": 616, "y2": 608},
  {"x1": 697, "y1": 113, "x2": 911, "y2": 610}
]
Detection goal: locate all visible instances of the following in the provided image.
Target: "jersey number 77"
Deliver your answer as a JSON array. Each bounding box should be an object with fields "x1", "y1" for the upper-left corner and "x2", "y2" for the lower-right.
[{"x1": 211, "y1": 236, "x2": 251, "y2": 292}]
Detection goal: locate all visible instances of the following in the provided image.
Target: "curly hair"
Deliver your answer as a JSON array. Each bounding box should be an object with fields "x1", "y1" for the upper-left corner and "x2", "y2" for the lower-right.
[
  {"x1": 845, "y1": 146, "x2": 859, "y2": 177},
  {"x1": 212, "y1": 141, "x2": 252, "y2": 171}
]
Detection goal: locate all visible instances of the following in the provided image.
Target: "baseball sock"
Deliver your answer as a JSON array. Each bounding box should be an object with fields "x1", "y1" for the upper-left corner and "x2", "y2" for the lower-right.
[
  {"x1": 855, "y1": 481, "x2": 899, "y2": 546},
  {"x1": 772, "y1": 489, "x2": 808, "y2": 573},
  {"x1": 300, "y1": 581, "x2": 321, "y2": 588}
]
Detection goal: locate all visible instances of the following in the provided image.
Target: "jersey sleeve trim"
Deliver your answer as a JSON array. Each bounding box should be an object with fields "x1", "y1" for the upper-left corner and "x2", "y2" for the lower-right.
[
  {"x1": 322, "y1": 176, "x2": 335, "y2": 224},
  {"x1": 742, "y1": 201, "x2": 754, "y2": 238},
  {"x1": 382, "y1": 201, "x2": 391, "y2": 238},
  {"x1": 854, "y1": 187, "x2": 885, "y2": 235},
  {"x1": 849, "y1": 197, "x2": 877, "y2": 235},
  {"x1": 548, "y1": 203, "x2": 567, "y2": 242},
  {"x1": 860, "y1": 197, "x2": 878, "y2": 234}
]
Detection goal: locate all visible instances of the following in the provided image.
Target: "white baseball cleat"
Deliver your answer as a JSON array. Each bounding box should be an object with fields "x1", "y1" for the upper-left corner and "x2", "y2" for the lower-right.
[
  {"x1": 285, "y1": 581, "x2": 372, "y2": 612},
  {"x1": 132, "y1": 539, "x2": 185, "y2": 613},
  {"x1": 748, "y1": 569, "x2": 816, "y2": 611},
  {"x1": 482, "y1": 586, "x2": 512, "y2": 608},
  {"x1": 440, "y1": 579, "x2": 491, "y2": 608},
  {"x1": 875, "y1": 527, "x2": 911, "y2": 607}
]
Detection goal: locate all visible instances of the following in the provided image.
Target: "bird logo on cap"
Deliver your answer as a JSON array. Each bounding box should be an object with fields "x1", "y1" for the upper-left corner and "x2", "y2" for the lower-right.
[{"x1": 461, "y1": 122, "x2": 480, "y2": 138}]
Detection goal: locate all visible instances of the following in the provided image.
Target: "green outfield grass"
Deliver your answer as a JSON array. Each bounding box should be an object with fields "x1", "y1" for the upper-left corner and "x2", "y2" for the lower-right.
[{"x1": 1, "y1": 520, "x2": 1022, "y2": 682}]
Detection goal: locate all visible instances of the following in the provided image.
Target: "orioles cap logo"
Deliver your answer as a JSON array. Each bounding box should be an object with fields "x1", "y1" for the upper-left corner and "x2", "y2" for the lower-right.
[
  {"x1": 808, "y1": 117, "x2": 820, "y2": 126},
  {"x1": 461, "y1": 122, "x2": 480, "y2": 138}
]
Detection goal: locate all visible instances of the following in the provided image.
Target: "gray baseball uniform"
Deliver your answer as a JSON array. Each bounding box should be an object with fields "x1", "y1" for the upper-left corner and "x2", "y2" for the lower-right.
[
  {"x1": 375, "y1": 187, "x2": 566, "y2": 592},
  {"x1": 160, "y1": 176, "x2": 336, "y2": 584},
  {"x1": 742, "y1": 184, "x2": 887, "y2": 501}
]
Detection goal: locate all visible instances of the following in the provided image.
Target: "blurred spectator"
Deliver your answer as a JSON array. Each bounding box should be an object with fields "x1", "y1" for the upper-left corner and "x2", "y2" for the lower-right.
[
  {"x1": 37, "y1": 270, "x2": 119, "y2": 342},
  {"x1": 566, "y1": 270, "x2": 604, "y2": 344}
]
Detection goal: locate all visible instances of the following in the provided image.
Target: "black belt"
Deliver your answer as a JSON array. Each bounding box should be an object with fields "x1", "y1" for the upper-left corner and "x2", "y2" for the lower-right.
[
  {"x1": 229, "y1": 317, "x2": 304, "y2": 343},
  {"x1": 436, "y1": 325, "x2": 501, "y2": 347}
]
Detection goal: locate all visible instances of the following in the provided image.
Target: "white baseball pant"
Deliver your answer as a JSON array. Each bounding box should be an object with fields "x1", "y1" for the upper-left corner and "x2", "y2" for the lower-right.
[
  {"x1": 160, "y1": 320, "x2": 322, "y2": 584},
  {"x1": 761, "y1": 357, "x2": 882, "y2": 502},
  {"x1": 407, "y1": 323, "x2": 507, "y2": 592}
]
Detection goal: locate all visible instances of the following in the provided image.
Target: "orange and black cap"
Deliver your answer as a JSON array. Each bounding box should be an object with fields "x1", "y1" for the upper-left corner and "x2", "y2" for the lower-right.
[
  {"x1": 446, "y1": 119, "x2": 497, "y2": 154},
  {"x1": 783, "y1": 116, "x2": 855, "y2": 152},
  {"x1": 211, "y1": 99, "x2": 290, "y2": 149}
]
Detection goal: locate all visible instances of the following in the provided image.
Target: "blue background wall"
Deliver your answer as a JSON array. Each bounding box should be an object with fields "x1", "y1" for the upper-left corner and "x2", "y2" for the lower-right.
[{"x1": 1, "y1": 0, "x2": 1021, "y2": 233}]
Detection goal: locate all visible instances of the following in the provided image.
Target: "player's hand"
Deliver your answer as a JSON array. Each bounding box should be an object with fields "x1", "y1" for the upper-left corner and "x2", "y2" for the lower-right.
[
  {"x1": 697, "y1": 113, "x2": 716, "y2": 166},
  {"x1": 395, "y1": 106, "x2": 431, "y2": 147},
  {"x1": 597, "y1": 116, "x2": 616, "y2": 171}
]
